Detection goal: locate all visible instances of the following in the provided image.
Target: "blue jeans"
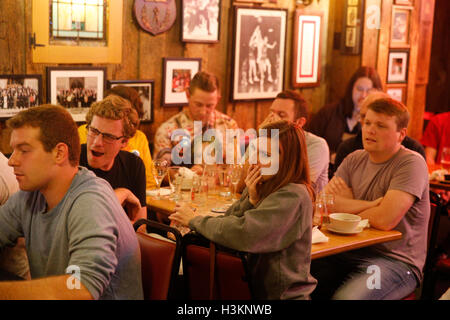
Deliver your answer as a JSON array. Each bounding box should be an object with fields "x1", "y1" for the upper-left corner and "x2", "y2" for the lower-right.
[{"x1": 311, "y1": 249, "x2": 419, "y2": 300}]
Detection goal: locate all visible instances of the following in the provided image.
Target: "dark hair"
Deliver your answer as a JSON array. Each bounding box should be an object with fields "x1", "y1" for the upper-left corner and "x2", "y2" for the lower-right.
[
  {"x1": 6, "y1": 104, "x2": 80, "y2": 167},
  {"x1": 367, "y1": 98, "x2": 410, "y2": 130},
  {"x1": 106, "y1": 86, "x2": 144, "y2": 120},
  {"x1": 276, "y1": 90, "x2": 310, "y2": 121},
  {"x1": 341, "y1": 66, "x2": 383, "y2": 118},
  {"x1": 188, "y1": 71, "x2": 219, "y2": 95},
  {"x1": 86, "y1": 95, "x2": 138, "y2": 138},
  {"x1": 257, "y1": 120, "x2": 314, "y2": 204}
]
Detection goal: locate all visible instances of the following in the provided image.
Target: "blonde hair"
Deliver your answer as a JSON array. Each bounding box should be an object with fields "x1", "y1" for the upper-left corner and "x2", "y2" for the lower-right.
[{"x1": 85, "y1": 95, "x2": 138, "y2": 138}]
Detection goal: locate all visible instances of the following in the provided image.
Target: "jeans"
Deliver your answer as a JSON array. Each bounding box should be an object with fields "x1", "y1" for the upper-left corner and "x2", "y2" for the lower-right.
[{"x1": 311, "y1": 249, "x2": 419, "y2": 300}]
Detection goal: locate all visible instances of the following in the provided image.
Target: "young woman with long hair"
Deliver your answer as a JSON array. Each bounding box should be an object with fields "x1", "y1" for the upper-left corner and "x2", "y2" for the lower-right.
[{"x1": 169, "y1": 120, "x2": 317, "y2": 299}]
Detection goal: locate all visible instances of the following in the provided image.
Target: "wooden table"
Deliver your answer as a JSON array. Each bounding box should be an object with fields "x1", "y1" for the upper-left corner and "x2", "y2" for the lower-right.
[
  {"x1": 147, "y1": 189, "x2": 403, "y2": 259},
  {"x1": 429, "y1": 179, "x2": 450, "y2": 191},
  {"x1": 311, "y1": 226, "x2": 402, "y2": 260}
]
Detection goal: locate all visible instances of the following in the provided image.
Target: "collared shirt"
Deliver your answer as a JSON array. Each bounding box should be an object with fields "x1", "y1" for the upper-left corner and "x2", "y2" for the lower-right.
[{"x1": 153, "y1": 109, "x2": 239, "y2": 157}]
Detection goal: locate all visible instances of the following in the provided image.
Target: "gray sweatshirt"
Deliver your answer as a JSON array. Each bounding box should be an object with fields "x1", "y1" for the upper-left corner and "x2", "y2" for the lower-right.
[
  {"x1": 190, "y1": 183, "x2": 317, "y2": 299},
  {"x1": 0, "y1": 167, "x2": 143, "y2": 299}
]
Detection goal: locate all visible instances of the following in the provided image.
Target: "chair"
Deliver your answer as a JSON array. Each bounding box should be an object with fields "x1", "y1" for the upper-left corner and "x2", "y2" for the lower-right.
[
  {"x1": 133, "y1": 219, "x2": 182, "y2": 300},
  {"x1": 182, "y1": 232, "x2": 253, "y2": 300},
  {"x1": 402, "y1": 191, "x2": 445, "y2": 300},
  {"x1": 421, "y1": 192, "x2": 449, "y2": 299}
]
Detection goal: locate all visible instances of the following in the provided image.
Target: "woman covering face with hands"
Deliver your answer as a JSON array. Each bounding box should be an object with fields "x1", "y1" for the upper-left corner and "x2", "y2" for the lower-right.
[{"x1": 169, "y1": 120, "x2": 317, "y2": 299}]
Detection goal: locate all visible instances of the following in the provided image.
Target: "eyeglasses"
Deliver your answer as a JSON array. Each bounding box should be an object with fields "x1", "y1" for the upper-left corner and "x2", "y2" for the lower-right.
[{"x1": 86, "y1": 125, "x2": 125, "y2": 144}]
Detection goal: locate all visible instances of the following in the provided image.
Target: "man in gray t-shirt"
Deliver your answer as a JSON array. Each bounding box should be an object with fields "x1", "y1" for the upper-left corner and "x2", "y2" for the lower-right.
[
  {"x1": 0, "y1": 105, "x2": 143, "y2": 299},
  {"x1": 311, "y1": 98, "x2": 429, "y2": 300}
]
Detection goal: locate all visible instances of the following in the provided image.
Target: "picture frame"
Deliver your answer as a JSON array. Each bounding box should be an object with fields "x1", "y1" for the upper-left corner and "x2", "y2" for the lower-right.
[
  {"x1": 0, "y1": 74, "x2": 42, "y2": 118},
  {"x1": 387, "y1": 50, "x2": 409, "y2": 83},
  {"x1": 107, "y1": 80, "x2": 154, "y2": 123},
  {"x1": 394, "y1": 0, "x2": 414, "y2": 5},
  {"x1": 341, "y1": 0, "x2": 365, "y2": 55},
  {"x1": 386, "y1": 84, "x2": 407, "y2": 104},
  {"x1": 232, "y1": 6, "x2": 287, "y2": 101},
  {"x1": 292, "y1": 10, "x2": 323, "y2": 88},
  {"x1": 162, "y1": 57, "x2": 201, "y2": 107},
  {"x1": 390, "y1": 6, "x2": 412, "y2": 48},
  {"x1": 46, "y1": 66, "x2": 106, "y2": 122},
  {"x1": 181, "y1": 0, "x2": 221, "y2": 43}
]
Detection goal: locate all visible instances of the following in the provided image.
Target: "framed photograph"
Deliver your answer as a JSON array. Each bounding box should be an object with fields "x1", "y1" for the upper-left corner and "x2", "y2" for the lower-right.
[
  {"x1": 292, "y1": 10, "x2": 323, "y2": 88},
  {"x1": 46, "y1": 66, "x2": 105, "y2": 122},
  {"x1": 0, "y1": 74, "x2": 42, "y2": 118},
  {"x1": 386, "y1": 84, "x2": 407, "y2": 104},
  {"x1": 182, "y1": 0, "x2": 221, "y2": 43},
  {"x1": 107, "y1": 80, "x2": 154, "y2": 123},
  {"x1": 162, "y1": 58, "x2": 201, "y2": 107},
  {"x1": 341, "y1": 0, "x2": 365, "y2": 55},
  {"x1": 390, "y1": 6, "x2": 412, "y2": 48},
  {"x1": 232, "y1": 6, "x2": 287, "y2": 101},
  {"x1": 387, "y1": 50, "x2": 409, "y2": 83},
  {"x1": 394, "y1": 0, "x2": 413, "y2": 5}
]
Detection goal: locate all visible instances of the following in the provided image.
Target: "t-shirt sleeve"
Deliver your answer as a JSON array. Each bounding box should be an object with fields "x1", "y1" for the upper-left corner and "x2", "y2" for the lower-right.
[
  {"x1": 189, "y1": 187, "x2": 308, "y2": 253},
  {"x1": 66, "y1": 191, "x2": 121, "y2": 300},
  {"x1": 420, "y1": 118, "x2": 439, "y2": 149},
  {"x1": 308, "y1": 137, "x2": 330, "y2": 184},
  {"x1": 133, "y1": 156, "x2": 147, "y2": 207},
  {"x1": 388, "y1": 154, "x2": 429, "y2": 200}
]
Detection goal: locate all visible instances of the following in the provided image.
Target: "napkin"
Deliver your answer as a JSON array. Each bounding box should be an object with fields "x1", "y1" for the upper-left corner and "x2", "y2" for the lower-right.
[
  {"x1": 178, "y1": 167, "x2": 197, "y2": 189},
  {"x1": 358, "y1": 219, "x2": 370, "y2": 229},
  {"x1": 146, "y1": 188, "x2": 172, "y2": 197},
  {"x1": 312, "y1": 226, "x2": 329, "y2": 244},
  {"x1": 429, "y1": 169, "x2": 448, "y2": 181}
]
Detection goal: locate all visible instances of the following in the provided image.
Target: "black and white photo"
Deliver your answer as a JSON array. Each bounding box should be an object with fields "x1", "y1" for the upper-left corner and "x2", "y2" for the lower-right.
[
  {"x1": 182, "y1": 0, "x2": 221, "y2": 43},
  {"x1": 47, "y1": 66, "x2": 105, "y2": 122},
  {"x1": 232, "y1": 7, "x2": 287, "y2": 101}
]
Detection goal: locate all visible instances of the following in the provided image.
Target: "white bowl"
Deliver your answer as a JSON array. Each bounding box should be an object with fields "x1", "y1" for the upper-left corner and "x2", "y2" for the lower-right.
[{"x1": 329, "y1": 213, "x2": 361, "y2": 232}]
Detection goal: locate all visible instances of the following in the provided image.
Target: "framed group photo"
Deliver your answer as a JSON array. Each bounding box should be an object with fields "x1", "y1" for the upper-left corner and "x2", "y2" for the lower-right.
[
  {"x1": 162, "y1": 58, "x2": 201, "y2": 107},
  {"x1": 387, "y1": 50, "x2": 409, "y2": 83},
  {"x1": 46, "y1": 66, "x2": 106, "y2": 122},
  {"x1": 232, "y1": 7, "x2": 287, "y2": 101},
  {"x1": 182, "y1": 0, "x2": 221, "y2": 43},
  {"x1": 107, "y1": 80, "x2": 154, "y2": 122},
  {"x1": 292, "y1": 10, "x2": 323, "y2": 88},
  {"x1": 0, "y1": 74, "x2": 42, "y2": 118},
  {"x1": 390, "y1": 5, "x2": 412, "y2": 48}
]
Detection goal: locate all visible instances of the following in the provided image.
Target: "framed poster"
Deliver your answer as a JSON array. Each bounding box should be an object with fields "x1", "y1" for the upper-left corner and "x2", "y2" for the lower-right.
[
  {"x1": 46, "y1": 66, "x2": 105, "y2": 122},
  {"x1": 341, "y1": 0, "x2": 365, "y2": 55},
  {"x1": 292, "y1": 10, "x2": 323, "y2": 88},
  {"x1": 107, "y1": 80, "x2": 154, "y2": 123},
  {"x1": 162, "y1": 57, "x2": 201, "y2": 107},
  {"x1": 182, "y1": 0, "x2": 221, "y2": 43},
  {"x1": 387, "y1": 50, "x2": 409, "y2": 83},
  {"x1": 0, "y1": 74, "x2": 42, "y2": 118},
  {"x1": 232, "y1": 6, "x2": 287, "y2": 101},
  {"x1": 386, "y1": 84, "x2": 407, "y2": 104},
  {"x1": 390, "y1": 5, "x2": 412, "y2": 48}
]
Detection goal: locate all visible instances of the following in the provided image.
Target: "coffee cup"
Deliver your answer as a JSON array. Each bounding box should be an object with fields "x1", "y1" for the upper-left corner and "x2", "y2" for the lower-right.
[{"x1": 329, "y1": 213, "x2": 361, "y2": 232}]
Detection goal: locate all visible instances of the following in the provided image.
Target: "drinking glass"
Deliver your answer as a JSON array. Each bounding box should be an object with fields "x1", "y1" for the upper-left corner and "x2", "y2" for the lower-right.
[
  {"x1": 191, "y1": 175, "x2": 208, "y2": 207},
  {"x1": 168, "y1": 166, "x2": 183, "y2": 201},
  {"x1": 218, "y1": 165, "x2": 232, "y2": 201},
  {"x1": 441, "y1": 147, "x2": 450, "y2": 171},
  {"x1": 313, "y1": 192, "x2": 335, "y2": 228},
  {"x1": 152, "y1": 159, "x2": 168, "y2": 199},
  {"x1": 229, "y1": 164, "x2": 243, "y2": 200},
  {"x1": 204, "y1": 165, "x2": 218, "y2": 200}
]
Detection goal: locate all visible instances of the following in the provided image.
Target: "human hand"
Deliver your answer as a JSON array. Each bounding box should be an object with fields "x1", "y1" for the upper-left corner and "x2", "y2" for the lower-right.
[
  {"x1": 325, "y1": 176, "x2": 353, "y2": 199},
  {"x1": 245, "y1": 164, "x2": 263, "y2": 206},
  {"x1": 169, "y1": 204, "x2": 197, "y2": 227},
  {"x1": 114, "y1": 188, "x2": 143, "y2": 222}
]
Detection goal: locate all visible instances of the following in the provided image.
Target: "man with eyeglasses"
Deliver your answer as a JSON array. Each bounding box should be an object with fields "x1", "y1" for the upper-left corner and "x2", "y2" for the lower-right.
[{"x1": 79, "y1": 95, "x2": 147, "y2": 224}]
